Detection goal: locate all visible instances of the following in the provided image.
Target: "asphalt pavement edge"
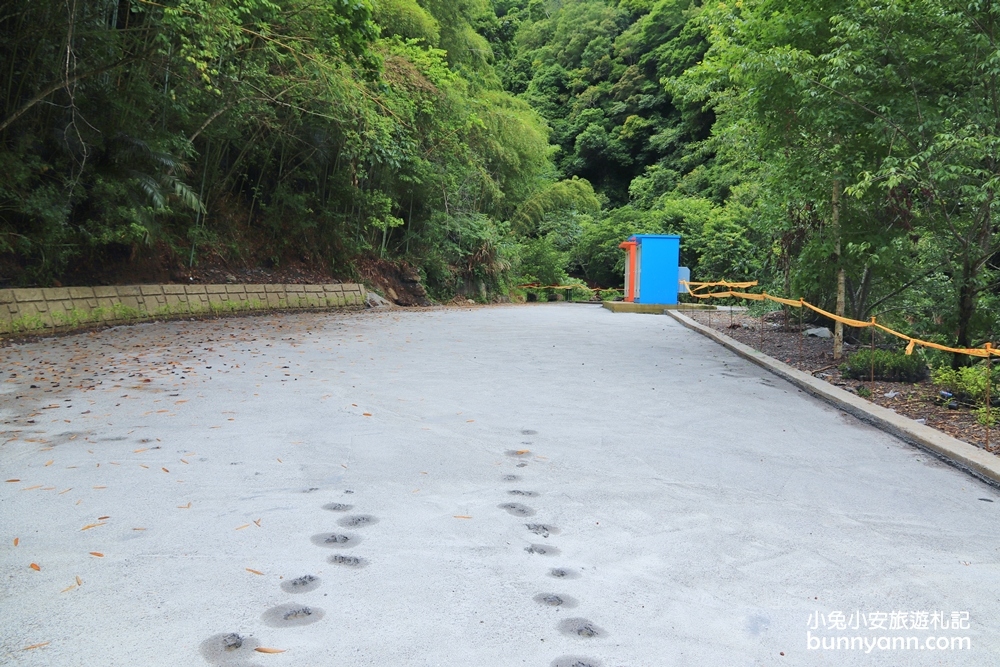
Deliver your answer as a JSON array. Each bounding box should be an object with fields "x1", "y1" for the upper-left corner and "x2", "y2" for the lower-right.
[{"x1": 666, "y1": 308, "x2": 1000, "y2": 488}]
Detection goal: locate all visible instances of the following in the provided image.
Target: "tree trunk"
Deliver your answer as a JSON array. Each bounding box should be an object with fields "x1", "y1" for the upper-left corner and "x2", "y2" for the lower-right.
[
  {"x1": 832, "y1": 179, "x2": 845, "y2": 360},
  {"x1": 953, "y1": 262, "x2": 977, "y2": 368}
]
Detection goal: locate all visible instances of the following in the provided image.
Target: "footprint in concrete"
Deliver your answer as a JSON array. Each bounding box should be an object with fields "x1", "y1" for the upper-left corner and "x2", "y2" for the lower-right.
[
  {"x1": 507, "y1": 489, "x2": 538, "y2": 497},
  {"x1": 550, "y1": 656, "x2": 603, "y2": 667},
  {"x1": 548, "y1": 567, "x2": 581, "y2": 580},
  {"x1": 199, "y1": 632, "x2": 263, "y2": 665},
  {"x1": 498, "y1": 502, "x2": 535, "y2": 517},
  {"x1": 525, "y1": 523, "x2": 560, "y2": 538},
  {"x1": 329, "y1": 554, "x2": 368, "y2": 568},
  {"x1": 323, "y1": 502, "x2": 353, "y2": 512},
  {"x1": 502, "y1": 474, "x2": 521, "y2": 482},
  {"x1": 337, "y1": 514, "x2": 379, "y2": 528},
  {"x1": 262, "y1": 603, "x2": 325, "y2": 627},
  {"x1": 533, "y1": 593, "x2": 578, "y2": 608},
  {"x1": 525, "y1": 543, "x2": 560, "y2": 556},
  {"x1": 558, "y1": 618, "x2": 604, "y2": 638},
  {"x1": 280, "y1": 574, "x2": 321, "y2": 594},
  {"x1": 310, "y1": 532, "x2": 361, "y2": 548}
]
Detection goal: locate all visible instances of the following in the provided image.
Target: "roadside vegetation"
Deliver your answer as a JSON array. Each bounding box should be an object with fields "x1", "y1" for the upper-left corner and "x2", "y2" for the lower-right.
[{"x1": 2, "y1": 1, "x2": 999, "y2": 363}]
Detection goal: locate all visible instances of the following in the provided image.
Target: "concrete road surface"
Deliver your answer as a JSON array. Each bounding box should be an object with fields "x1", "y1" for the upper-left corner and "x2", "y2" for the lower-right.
[{"x1": 1, "y1": 303, "x2": 998, "y2": 666}]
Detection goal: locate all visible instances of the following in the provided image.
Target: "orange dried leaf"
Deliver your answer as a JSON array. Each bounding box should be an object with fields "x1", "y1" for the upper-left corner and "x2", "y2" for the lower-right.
[
  {"x1": 22, "y1": 642, "x2": 49, "y2": 651},
  {"x1": 44, "y1": 460, "x2": 54, "y2": 466},
  {"x1": 60, "y1": 584, "x2": 76, "y2": 593},
  {"x1": 454, "y1": 515, "x2": 473, "y2": 519},
  {"x1": 254, "y1": 647, "x2": 286, "y2": 654},
  {"x1": 161, "y1": 467, "x2": 169, "y2": 473},
  {"x1": 29, "y1": 563, "x2": 40, "y2": 571},
  {"x1": 132, "y1": 527, "x2": 146, "y2": 531},
  {"x1": 235, "y1": 524, "x2": 251, "y2": 531},
  {"x1": 6, "y1": 479, "x2": 20, "y2": 482},
  {"x1": 22, "y1": 484, "x2": 42, "y2": 490},
  {"x1": 92, "y1": 485, "x2": 106, "y2": 489},
  {"x1": 89, "y1": 552, "x2": 104, "y2": 557},
  {"x1": 245, "y1": 567, "x2": 264, "y2": 575},
  {"x1": 13, "y1": 537, "x2": 19, "y2": 546},
  {"x1": 80, "y1": 522, "x2": 106, "y2": 531},
  {"x1": 76, "y1": 575, "x2": 82, "y2": 586},
  {"x1": 178, "y1": 502, "x2": 191, "y2": 509},
  {"x1": 362, "y1": 412, "x2": 372, "y2": 416},
  {"x1": 515, "y1": 449, "x2": 530, "y2": 455}
]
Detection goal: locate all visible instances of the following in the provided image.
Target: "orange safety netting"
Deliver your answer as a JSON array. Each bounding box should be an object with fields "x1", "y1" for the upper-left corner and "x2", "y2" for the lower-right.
[{"x1": 678, "y1": 281, "x2": 999, "y2": 358}]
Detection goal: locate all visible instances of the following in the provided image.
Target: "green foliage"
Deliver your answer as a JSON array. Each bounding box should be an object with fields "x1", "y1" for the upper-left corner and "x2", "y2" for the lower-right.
[
  {"x1": 840, "y1": 349, "x2": 929, "y2": 383},
  {"x1": 931, "y1": 365, "x2": 999, "y2": 408}
]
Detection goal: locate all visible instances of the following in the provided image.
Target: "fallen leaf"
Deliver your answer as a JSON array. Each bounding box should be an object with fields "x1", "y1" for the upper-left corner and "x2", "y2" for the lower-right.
[
  {"x1": 44, "y1": 460, "x2": 53, "y2": 466},
  {"x1": 276, "y1": 458, "x2": 282, "y2": 463},
  {"x1": 362, "y1": 412, "x2": 372, "y2": 416},
  {"x1": 245, "y1": 567, "x2": 263, "y2": 575},
  {"x1": 254, "y1": 648, "x2": 286, "y2": 654},
  {"x1": 29, "y1": 563, "x2": 40, "y2": 571},
  {"x1": 97, "y1": 516, "x2": 110, "y2": 520},
  {"x1": 22, "y1": 484, "x2": 42, "y2": 490},
  {"x1": 22, "y1": 642, "x2": 49, "y2": 650},
  {"x1": 6, "y1": 479, "x2": 20, "y2": 482},
  {"x1": 139, "y1": 464, "x2": 149, "y2": 469},
  {"x1": 76, "y1": 575, "x2": 82, "y2": 585},
  {"x1": 515, "y1": 449, "x2": 530, "y2": 455},
  {"x1": 89, "y1": 552, "x2": 104, "y2": 558},
  {"x1": 180, "y1": 459, "x2": 189, "y2": 464},
  {"x1": 235, "y1": 524, "x2": 251, "y2": 531},
  {"x1": 132, "y1": 527, "x2": 146, "y2": 531},
  {"x1": 454, "y1": 515, "x2": 473, "y2": 519},
  {"x1": 60, "y1": 584, "x2": 77, "y2": 593},
  {"x1": 80, "y1": 522, "x2": 106, "y2": 531},
  {"x1": 133, "y1": 448, "x2": 148, "y2": 453},
  {"x1": 13, "y1": 537, "x2": 19, "y2": 546},
  {"x1": 92, "y1": 485, "x2": 106, "y2": 489},
  {"x1": 58, "y1": 488, "x2": 72, "y2": 494},
  {"x1": 253, "y1": 519, "x2": 262, "y2": 527},
  {"x1": 161, "y1": 467, "x2": 169, "y2": 473}
]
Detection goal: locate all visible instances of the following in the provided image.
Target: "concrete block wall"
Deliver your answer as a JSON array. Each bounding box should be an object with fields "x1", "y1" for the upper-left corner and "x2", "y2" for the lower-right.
[{"x1": 0, "y1": 283, "x2": 366, "y2": 335}]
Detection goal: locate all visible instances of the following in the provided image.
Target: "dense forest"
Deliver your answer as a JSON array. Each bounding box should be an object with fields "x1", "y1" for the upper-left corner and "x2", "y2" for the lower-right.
[{"x1": 2, "y1": 0, "x2": 999, "y2": 352}]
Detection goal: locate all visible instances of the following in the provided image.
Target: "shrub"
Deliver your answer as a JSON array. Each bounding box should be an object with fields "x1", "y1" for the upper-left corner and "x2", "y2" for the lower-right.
[
  {"x1": 931, "y1": 365, "x2": 999, "y2": 407},
  {"x1": 840, "y1": 349, "x2": 928, "y2": 382}
]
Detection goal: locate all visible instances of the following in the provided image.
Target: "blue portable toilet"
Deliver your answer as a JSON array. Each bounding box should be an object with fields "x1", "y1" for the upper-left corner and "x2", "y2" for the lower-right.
[{"x1": 617, "y1": 234, "x2": 681, "y2": 305}]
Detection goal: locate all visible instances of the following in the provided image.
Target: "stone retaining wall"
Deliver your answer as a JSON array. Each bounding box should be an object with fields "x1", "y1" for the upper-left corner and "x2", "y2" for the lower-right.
[{"x1": 0, "y1": 283, "x2": 366, "y2": 335}]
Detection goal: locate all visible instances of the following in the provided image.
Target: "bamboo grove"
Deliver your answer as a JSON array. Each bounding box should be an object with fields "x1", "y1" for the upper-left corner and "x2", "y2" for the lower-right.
[{"x1": 3, "y1": 0, "x2": 1000, "y2": 359}]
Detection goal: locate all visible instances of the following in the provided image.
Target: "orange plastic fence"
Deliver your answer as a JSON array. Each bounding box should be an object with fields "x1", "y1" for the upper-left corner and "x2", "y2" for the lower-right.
[{"x1": 679, "y1": 280, "x2": 999, "y2": 358}]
